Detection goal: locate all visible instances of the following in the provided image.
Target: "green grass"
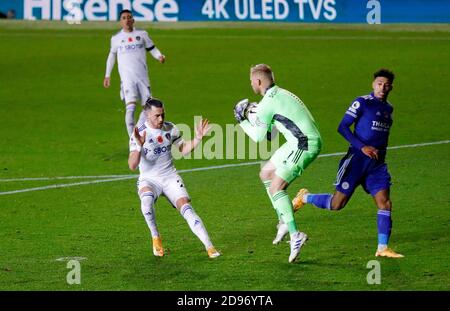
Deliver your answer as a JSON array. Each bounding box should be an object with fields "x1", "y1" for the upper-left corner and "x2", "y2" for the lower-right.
[{"x1": 0, "y1": 21, "x2": 449, "y2": 290}]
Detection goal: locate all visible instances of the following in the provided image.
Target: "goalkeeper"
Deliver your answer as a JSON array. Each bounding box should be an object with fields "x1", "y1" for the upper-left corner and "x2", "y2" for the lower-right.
[{"x1": 234, "y1": 64, "x2": 322, "y2": 263}]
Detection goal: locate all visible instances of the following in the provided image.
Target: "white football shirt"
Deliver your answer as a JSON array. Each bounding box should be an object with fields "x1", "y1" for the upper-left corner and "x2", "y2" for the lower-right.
[
  {"x1": 110, "y1": 28, "x2": 154, "y2": 83},
  {"x1": 129, "y1": 121, "x2": 184, "y2": 178}
]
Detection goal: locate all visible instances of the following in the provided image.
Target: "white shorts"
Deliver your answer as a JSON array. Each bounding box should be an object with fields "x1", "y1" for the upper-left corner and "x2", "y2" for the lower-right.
[
  {"x1": 120, "y1": 79, "x2": 151, "y2": 105},
  {"x1": 137, "y1": 173, "x2": 190, "y2": 208}
]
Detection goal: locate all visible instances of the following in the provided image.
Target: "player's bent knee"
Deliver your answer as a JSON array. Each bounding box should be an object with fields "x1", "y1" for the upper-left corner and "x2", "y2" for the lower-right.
[
  {"x1": 330, "y1": 203, "x2": 343, "y2": 211},
  {"x1": 175, "y1": 197, "x2": 191, "y2": 210},
  {"x1": 269, "y1": 185, "x2": 285, "y2": 196},
  {"x1": 259, "y1": 170, "x2": 265, "y2": 181},
  {"x1": 378, "y1": 200, "x2": 392, "y2": 211},
  {"x1": 259, "y1": 170, "x2": 272, "y2": 181},
  {"x1": 330, "y1": 192, "x2": 349, "y2": 211},
  {"x1": 330, "y1": 199, "x2": 346, "y2": 211},
  {"x1": 138, "y1": 187, "x2": 153, "y2": 196}
]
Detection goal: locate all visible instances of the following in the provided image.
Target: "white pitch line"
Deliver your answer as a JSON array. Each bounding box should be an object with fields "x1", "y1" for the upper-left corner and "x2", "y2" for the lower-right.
[
  {"x1": 161, "y1": 35, "x2": 450, "y2": 41},
  {"x1": 0, "y1": 174, "x2": 136, "y2": 182},
  {"x1": 0, "y1": 176, "x2": 133, "y2": 196},
  {"x1": 178, "y1": 161, "x2": 262, "y2": 173},
  {"x1": 55, "y1": 257, "x2": 87, "y2": 262},
  {"x1": 387, "y1": 140, "x2": 450, "y2": 150},
  {"x1": 177, "y1": 139, "x2": 450, "y2": 173},
  {"x1": 0, "y1": 140, "x2": 448, "y2": 196}
]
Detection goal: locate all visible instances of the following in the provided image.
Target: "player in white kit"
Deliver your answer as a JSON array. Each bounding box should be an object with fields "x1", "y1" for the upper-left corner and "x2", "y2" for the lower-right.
[
  {"x1": 104, "y1": 9, "x2": 165, "y2": 137},
  {"x1": 128, "y1": 98, "x2": 220, "y2": 258}
]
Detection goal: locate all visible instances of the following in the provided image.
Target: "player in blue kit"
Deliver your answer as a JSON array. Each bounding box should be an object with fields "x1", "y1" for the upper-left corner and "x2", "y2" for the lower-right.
[{"x1": 292, "y1": 69, "x2": 404, "y2": 258}]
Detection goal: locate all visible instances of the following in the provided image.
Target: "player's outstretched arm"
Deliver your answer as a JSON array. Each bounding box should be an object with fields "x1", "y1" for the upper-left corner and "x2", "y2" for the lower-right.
[
  {"x1": 128, "y1": 128, "x2": 146, "y2": 170},
  {"x1": 179, "y1": 119, "x2": 211, "y2": 155}
]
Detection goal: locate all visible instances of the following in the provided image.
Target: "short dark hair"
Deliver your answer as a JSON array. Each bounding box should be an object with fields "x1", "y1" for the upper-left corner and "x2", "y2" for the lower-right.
[
  {"x1": 144, "y1": 98, "x2": 164, "y2": 111},
  {"x1": 119, "y1": 9, "x2": 132, "y2": 18},
  {"x1": 374, "y1": 68, "x2": 395, "y2": 83}
]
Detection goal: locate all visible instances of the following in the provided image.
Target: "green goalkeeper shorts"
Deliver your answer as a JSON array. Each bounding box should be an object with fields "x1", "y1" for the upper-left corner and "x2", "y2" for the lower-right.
[{"x1": 270, "y1": 142, "x2": 321, "y2": 184}]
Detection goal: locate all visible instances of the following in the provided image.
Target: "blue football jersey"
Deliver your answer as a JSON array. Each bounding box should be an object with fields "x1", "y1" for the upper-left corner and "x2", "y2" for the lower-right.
[{"x1": 342, "y1": 92, "x2": 393, "y2": 152}]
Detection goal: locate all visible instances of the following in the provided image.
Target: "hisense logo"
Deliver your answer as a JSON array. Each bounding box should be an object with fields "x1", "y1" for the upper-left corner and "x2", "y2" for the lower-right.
[{"x1": 23, "y1": 0, "x2": 180, "y2": 22}]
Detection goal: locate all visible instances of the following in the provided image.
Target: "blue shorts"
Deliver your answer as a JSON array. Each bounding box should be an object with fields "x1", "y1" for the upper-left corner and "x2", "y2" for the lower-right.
[{"x1": 334, "y1": 148, "x2": 391, "y2": 197}]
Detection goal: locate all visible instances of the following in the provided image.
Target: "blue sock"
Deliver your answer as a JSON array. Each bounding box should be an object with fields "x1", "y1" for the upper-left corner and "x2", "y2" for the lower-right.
[
  {"x1": 306, "y1": 193, "x2": 332, "y2": 210},
  {"x1": 377, "y1": 210, "x2": 392, "y2": 247}
]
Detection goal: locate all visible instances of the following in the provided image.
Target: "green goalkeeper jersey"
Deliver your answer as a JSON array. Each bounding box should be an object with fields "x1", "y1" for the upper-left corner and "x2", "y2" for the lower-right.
[{"x1": 240, "y1": 85, "x2": 322, "y2": 150}]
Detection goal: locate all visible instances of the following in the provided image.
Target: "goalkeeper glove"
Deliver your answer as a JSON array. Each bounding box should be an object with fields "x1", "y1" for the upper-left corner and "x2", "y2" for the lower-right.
[{"x1": 234, "y1": 99, "x2": 251, "y2": 123}]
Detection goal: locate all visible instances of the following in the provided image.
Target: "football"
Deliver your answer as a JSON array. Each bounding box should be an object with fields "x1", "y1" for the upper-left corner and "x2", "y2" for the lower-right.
[{"x1": 246, "y1": 102, "x2": 258, "y2": 124}]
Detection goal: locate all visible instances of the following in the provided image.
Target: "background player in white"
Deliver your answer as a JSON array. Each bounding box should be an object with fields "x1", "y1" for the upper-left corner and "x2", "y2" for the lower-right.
[
  {"x1": 128, "y1": 98, "x2": 220, "y2": 258},
  {"x1": 104, "y1": 9, "x2": 165, "y2": 137}
]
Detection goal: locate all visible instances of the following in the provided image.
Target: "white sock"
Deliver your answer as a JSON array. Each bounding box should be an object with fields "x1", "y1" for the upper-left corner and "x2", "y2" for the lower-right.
[
  {"x1": 125, "y1": 104, "x2": 136, "y2": 136},
  {"x1": 140, "y1": 191, "x2": 159, "y2": 238},
  {"x1": 302, "y1": 194, "x2": 309, "y2": 203},
  {"x1": 137, "y1": 110, "x2": 146, "y2": 126},
  {"x1": 180, "y1": 204, "x2": 213, "y2": 249},
  {"x1": 378, "y1": 244, "x2": 388, "y2": 252}
]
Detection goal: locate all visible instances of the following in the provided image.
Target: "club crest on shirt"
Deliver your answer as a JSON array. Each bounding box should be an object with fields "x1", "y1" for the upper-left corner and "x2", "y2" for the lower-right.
[
  {"x1": 136, "y1": 36, "x2": 141, "y2": 41},
  {"x1": 165, "y1": 133, "x2": 171, "y2": 141},
  {"x1": 383, "y1": 111, "x2": 390, "y2": 119}
]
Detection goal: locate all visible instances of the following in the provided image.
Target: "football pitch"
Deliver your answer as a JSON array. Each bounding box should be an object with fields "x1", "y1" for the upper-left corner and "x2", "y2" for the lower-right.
[{"x1": 0, "y1": 21, "x2": 449, "y2": 290}]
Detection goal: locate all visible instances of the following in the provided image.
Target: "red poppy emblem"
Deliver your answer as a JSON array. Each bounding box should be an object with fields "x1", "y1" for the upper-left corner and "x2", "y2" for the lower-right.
[
  {"x1": 128, "y1": 37, "x2": 133, "y2": 42},
  {"x1": 157, "y1": 136, "x2": 163, "y2": 144}
]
